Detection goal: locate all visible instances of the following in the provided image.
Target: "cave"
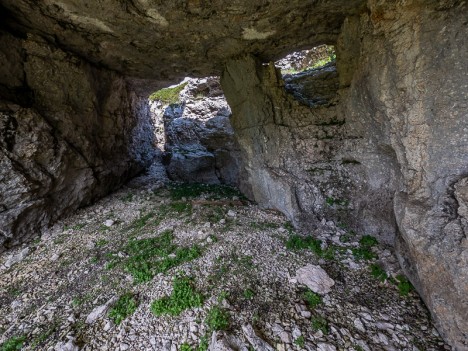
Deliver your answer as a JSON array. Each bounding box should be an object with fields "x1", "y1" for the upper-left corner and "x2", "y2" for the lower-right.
[{"x1": 0, "y1": 1, "x2": 467, "y2": 350}]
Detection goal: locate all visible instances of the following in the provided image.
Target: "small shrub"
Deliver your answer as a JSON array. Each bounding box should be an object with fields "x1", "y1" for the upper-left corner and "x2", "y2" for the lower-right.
[
  {"x1": 352, "y1": 235, "x2": 379, "y2": 261},
  {"x1": 109, "y1": 293, "x2": 139, "y2": 324},
  {"x1": 151, "y1": 276, "x2": 203, "y2": 316},
  {"x1": 1, "y1": 336, "x2": 26, "y2": 351},
  {"x1": 197, "y1": 335, "x2": 209, "y2": 351},
  {"x1": 396, "y1": 274, "x2": 414, "y2": 296},
  {"x1": 149, "y1": 82, "x2": 188, "y2": 104},
  {"x1": 169, "y1": 183, "x2": 244, "y2": 201},
  {"x1": 283, "y1": 221, "x2": 295, "y2": 234},
  {"x1": 359, "y1": 235, "x2": 378, "y2": 248},
  {"x1": 180, "y1": 343, "x2": 193, "y2": 351},
  {"x1": 286, "y1": 235, "x2": 322, "y2": 255},
  {"x1": 206, "y1": 306, "x2": 230, "y2": 331},
  {"x1": 294, "y1": 335, "x2": 305, "y2": 348},
  {"x1": 130, "y1": 212, "x2": 155, "y2": 231},
  {"x1": 370, "y1": 264, "x2": 387, "y2": 282},
  {"x1": 243, "y1": 288, "x2": 254, "y2": 300},
  {"x1": 95, "y1": 239, "x2": 108, "y2": 247},
  {"x1": 112, "y1": 230, "x2": 201, "y2": 283},
  {"x1": 121, "y1": 193, "x2": 134, "y2": 202},
  {"x1": 303, "y1": 290, "x2": 322, "y2": 308},
  {"x1": 311, "y1": 315, "x2": 329, "y2": 334}
]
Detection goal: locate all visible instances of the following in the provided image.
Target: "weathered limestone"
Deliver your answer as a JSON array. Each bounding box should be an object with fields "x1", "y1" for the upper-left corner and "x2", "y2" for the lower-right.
[
  {"x1": 221, "y1": 2, "x2": 468, "y2": 348},
  {"x1": 150, "y1": 78, "x2": 241, "y2": 186},
  {"x1": 0, "y1": 0, "x2": 467, "y2": 348},
  {"x1": 0, "y1": 32, "x2": 154, "y2": 249}
]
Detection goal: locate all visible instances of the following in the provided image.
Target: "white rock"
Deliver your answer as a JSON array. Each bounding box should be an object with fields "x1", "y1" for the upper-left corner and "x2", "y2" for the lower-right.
[
  {"x1": 227, "y1": 210, "x2": 236, "y2": 217},
  {"x1": 317, "y1": 343, "x2": 337, "y2": 351},
  {"x1": 295, "y1": 264, "x2": 335, "y2": 295},
  {"x1": 86, "y1": 297, "x2": 117, "y2": 324},
  {"x1": 104, "y1": 219, "x2": 114, "y2": 227},
  {"x1": 4, "y1": 247, "x2": 30, "y2": 268},
  {"x1": 219, "y1": 219, "x2": 226, "y2": 224},
  {"x1": 242, "y1": 324, "x2": 274, "y2": 351},
  {"x1": 54, "y1": 338, "x2": 80, "y2": 351},
  {"x1": 51, "y1": 253, "x2": 61, "y2": 262},
  {"x1": 353, "y1": 318, "x2": 366, "y2": 333}
]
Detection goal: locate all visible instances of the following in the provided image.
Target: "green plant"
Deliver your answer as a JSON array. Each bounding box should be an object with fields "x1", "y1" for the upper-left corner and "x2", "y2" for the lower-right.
[
  {"x1": 130, "y1": 212, "x2": 155, "y2": 231},
  {"x1": 197, "y1": 335, "x2": 209, "y2": 351},
  {"x1": 95, "y1": 239, "x2": 108, "y2": 247},
  {"x1": 217, "y1": 291, "x2": 229, "y2": 302},
  {"x1": 283, "y1": 221, "x2": 295, "y2": 234},
  {"x1": 396, "y1": 274, "x2": 414, "y2": 296},
  {"x1": 72, "y1": 223, "x2": 86, "y2": 230},
  {"x1": 121, "y1": 193, "x2": 134, "y2": 202},
  {"x1": 107, "y1": 230, "x2": 201, "y2": 283},
  {"x1": 303, "y1": 290, "x2": 322, "y2": 308},
  {"x1": 352, "y1": 235, "x2": 379, "y2": 261},
  {"x1": 370, "y1": 264, "x2": 388, "y2": 282},
  {"x1": 169, "y1": 183, "x2": 244, "y2": 201},
  {"x1": 250, "y1": 221, "x2": 279, "y2": 231},
  {"x1": 325, "y1": 197, "x2": 348, "y2": 207},
  {"x1": 359, "y1": 235, "x2": 378, "y2": 248},
  {"x1": 151, "y1": 276, "x2": 203, "y2": 316},
  {"x1": 149, "y1": 82, "x2": 188, "y2": 104},
  {"x1": 206, "y1": 306, "x2": 230, "y2": 331},
  {"x1": 286, "y1": 235, "x2": 322, "y2": 255},
  {"x1": 311, "y1": 315, "x2": 329, "y2": 334},
  {"x1": 109, "y1": 293, "x2": 139, "y2": 324},
  {"x1": 1, "y1": 336, "x2": 26, "y2": 351},
  {"x1": 180, "y1": 343, "x2": 193, "y2": 351},
  {"x1": 243, "y1": 288, "x2": 254, "y2": 300},
  {"x1": 294, "y1": 335, "x2": 305, "y2": 348}
]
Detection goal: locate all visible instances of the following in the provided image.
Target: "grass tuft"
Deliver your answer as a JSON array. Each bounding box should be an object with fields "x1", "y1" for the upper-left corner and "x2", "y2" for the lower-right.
[
  {"x1": 109, "y1": 293, "x2": 139, "y2": 325},
  {"x1": 107, "y1": 230, "x2": 201, "y2": 283},
  {"x1": 169, "y1": 183, "x2": 244, "y2": 201},
  {"x1": 286, "y1": 235, "x2": 322, "y2": 255},
  {"x1": 1, "y1": 336, "x2": 26, "y2": 351},
  {"x1": 151, "y1": 276, "x2": 204, "y2": 316},
  {"x1": 311, "y1": 315, "x2": 329, "y2": 334},
  {"x1": 206, "y1": 306, "x2": 230, "y2": 331},
  {"x1": 149, "y1": 82, "x2": 188, "y2": 104},
  {"x1": 303, "y1": 290, "x2": 322, "y2": 308}
]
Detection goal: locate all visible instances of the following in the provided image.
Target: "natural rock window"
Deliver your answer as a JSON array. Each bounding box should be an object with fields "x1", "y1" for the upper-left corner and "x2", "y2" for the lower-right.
[
  {"x1": 276, "y1": 45, "x2": 339, "y2": 107},
  {"x1": 147, "y1": 77, "x2": 241, "y2": 186}
]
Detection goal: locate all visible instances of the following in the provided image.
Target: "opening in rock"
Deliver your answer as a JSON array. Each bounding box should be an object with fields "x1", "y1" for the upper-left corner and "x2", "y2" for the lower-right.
[
  {"x1": 276, "y1": 45, "x2": 339, "y2": 107},
  {"x1": 147, "y1": 77, "x2": 241, "y2": 187}
]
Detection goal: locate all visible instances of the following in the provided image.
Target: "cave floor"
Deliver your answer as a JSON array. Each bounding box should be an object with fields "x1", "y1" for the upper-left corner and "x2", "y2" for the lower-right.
[{"x1": 0, "y1": 172, "x2": 450, "y2": 351}]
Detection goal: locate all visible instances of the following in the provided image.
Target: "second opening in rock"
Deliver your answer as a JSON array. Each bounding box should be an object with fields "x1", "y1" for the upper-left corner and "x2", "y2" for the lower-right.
[
  {"x1": 276, "y1": 45, "x2": 339, "y2": 107},
  {"x1": 147, "y1": 77, "x2": 241, "y2": 187}
]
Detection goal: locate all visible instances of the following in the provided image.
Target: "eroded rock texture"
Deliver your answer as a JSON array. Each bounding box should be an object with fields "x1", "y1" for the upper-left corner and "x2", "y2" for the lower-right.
[
  {"x1": 222, "y1": 2, "x2": 468, "y2": 348},
  {"x1": 1, "y1": 0, "x2": 467, "y2": 348},
  {"x1": 150, "y1": 78, "x2": 241, "y2": 186},
  {"x1": 0, "y1": 32, "x2": 154, "y2": 250}
]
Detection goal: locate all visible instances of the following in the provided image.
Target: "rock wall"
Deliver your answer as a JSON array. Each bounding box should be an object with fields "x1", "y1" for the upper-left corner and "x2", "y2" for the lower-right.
[
  {"x1": 151, "y1": 78, "x2": 241, "y2": 186},
  {"x1": 222, "y1": 1, "x2": 468, "y2": 348},
  {"x1": 0, "y1": 31, "x2": 154, "y2": 250}
]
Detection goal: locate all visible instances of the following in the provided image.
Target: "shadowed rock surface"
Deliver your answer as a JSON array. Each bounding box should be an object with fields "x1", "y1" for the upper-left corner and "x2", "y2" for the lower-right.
[
  {"x1": 150, "y1": 77, "x2": 241, "y2": 186},
  {"x1": 0, "y1": 0, "x2": 467, "y2": 348}
]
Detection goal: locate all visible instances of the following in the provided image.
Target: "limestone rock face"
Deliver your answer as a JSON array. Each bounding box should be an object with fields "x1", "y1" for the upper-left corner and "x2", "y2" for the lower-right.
[
  {"x1": 0, "y1": 0, "x2": 467, "y2": 348},
  {"x1": 221, "y1": 1, "x2": 468, "y2": 348},
  {"x1": 0, "y1": 0, "x2": 366, "y2": 82},
  {"x1": 0, "y1": 33, "x2": 154, "y2": 250},
  {"x1": 151, "y1": 78, "x2": 241, "y2": 186}
]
